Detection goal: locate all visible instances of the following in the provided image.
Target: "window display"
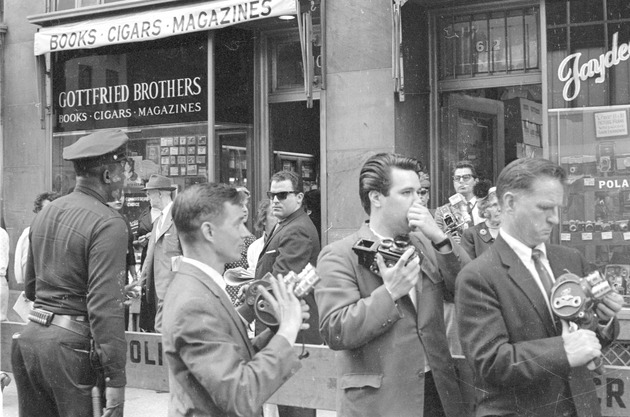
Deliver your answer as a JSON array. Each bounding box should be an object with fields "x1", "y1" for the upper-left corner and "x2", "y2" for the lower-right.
[{"x1": 550, "y1": 105, "x2": 630, "y2": 303}]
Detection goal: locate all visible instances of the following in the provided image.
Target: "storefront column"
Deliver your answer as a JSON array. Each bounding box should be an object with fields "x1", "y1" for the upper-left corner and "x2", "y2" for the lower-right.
[{"x1": 324, "y1": 0, "x2": 397, "y2": 241}]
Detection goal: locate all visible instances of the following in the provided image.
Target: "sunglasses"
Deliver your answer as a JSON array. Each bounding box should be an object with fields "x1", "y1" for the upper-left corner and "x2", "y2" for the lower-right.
[
  {"x1": 419, "y1": 189, "x2": 429, "y2": 196},
  {"x1": 267, "y1": 191, "x2": 296, "y2": 200}
]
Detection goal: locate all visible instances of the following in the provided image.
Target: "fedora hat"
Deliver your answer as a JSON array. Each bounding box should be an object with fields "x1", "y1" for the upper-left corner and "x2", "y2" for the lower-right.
[{"x1": 143, "y1": 174, "x2": 176, "y2": 191}]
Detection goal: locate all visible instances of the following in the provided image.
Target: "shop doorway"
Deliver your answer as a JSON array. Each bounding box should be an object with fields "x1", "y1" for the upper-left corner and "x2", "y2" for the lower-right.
[
  {"x1": 439, "y1": 93, "x2": 504, "y2": 205},
  {"x1": 437, "y1": 85, "x2": 542, "y2": 204},
  {"x1": 269, "y1": 100, "x2": 321, "y2": 237}
]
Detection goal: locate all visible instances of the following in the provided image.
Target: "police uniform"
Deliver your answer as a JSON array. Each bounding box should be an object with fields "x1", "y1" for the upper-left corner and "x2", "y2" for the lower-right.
[{"x1": 11, "y1": 130, "x2": 129, "y2": 417}]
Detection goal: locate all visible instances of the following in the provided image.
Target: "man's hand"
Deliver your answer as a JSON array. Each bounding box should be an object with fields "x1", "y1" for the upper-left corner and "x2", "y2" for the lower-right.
[
  {"x1": 376, "y1": 247, "x2": 420, "y2": 301},
  {"x1": 408, "y1": 202, "x2": 448, "y2": 244},
  {"x1": 102, "y1": 386, "x2": 124, "y2": 417},
  {"x1": 562, "y1": 321, "x2": 602, "y2": 368},
  {"x1": 596, "y1": 292, "x2": 624, "y2": 322},
  {"x1": 260, "y1": 276, "x2": 310, "y2": 345}
]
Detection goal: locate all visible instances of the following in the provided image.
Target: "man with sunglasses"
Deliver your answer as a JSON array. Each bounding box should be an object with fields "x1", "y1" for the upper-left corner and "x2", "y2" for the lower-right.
[
  {"x1": 254, "y1": 170, "x2": 322, "y2": 417},
  {"x1": 434, "y1": 161, "x2": 482, "y2": 234},
  {"x1": 12, "y1": 130, "x2": 129, "y2": 417}
]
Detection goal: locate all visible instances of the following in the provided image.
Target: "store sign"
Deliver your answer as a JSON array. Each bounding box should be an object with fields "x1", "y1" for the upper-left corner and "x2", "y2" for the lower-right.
[
  {"x1": 558, "y1": 32, "x2": 630, "y2": 102},
  {"x1": 595, "y1": 110, "x2": 629, "y2": 138},
  {"x1": 34, "y1": 0, "x2": 296, "y2": 55}
]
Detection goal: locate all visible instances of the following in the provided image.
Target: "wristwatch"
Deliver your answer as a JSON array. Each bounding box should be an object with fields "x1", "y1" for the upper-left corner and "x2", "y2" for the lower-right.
[{"x1": 432, "y1": 236, "x2": 450, "y2": 250}]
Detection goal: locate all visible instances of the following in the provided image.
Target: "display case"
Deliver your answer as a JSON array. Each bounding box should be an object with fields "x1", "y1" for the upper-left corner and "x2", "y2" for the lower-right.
[
  {"x1": 550, "y1": 105, "x2": 630, "y2": 303},
  {"x1": 216, "y1": 125, "x2": 253, "y2": 188},
  {"x1": 274, "y1": 151, "x2": 318, "y2": 191}
]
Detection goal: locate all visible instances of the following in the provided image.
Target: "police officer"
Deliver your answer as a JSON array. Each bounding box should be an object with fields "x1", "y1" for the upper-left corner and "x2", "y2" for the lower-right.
[{"x1": 12, "y1": 130, "x2": 129, "y2": 417}]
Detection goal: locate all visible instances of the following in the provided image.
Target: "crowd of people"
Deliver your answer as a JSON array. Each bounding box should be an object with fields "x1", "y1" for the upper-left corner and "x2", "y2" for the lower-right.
[{"x1": 2, "y1": 128, "x2": 626, "y2": 417}]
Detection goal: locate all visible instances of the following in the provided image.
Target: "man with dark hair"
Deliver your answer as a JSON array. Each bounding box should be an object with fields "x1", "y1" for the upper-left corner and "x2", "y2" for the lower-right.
[
  {"x1": 456, "y1": 158, "x2": 623, "y2": 417},
  {"x1": 254, "y1": 170, "x2": 322, "y2": 417},
  {"x1": 434, "y1": 160, "x2": 482, "y2": 233},
  {"x1": 315, "y1": 152, "x2": 470, "y2": 417},
  {"x1": 162, "y1": 183, "x2": 310, "y2": 416},
  {"x1": 12, "y1": 130, "x2": 129, "y2": 417}
]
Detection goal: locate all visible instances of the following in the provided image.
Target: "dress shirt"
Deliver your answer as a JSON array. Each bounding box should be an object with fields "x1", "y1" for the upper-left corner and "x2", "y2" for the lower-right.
[
  {"x1": 155, "y1": 201, "x2": 173, "y2": 240},
  {"x1": 500, "y1": 229, "x2": 555, "y2": 315},
  {"x1": 467, "y1": 196, "x2": 484, "y2": 225},
  {"x1": 14, "y1": 227, "x2": 30, "y2": 283},
  {"x1": 0, "y1": 227, "x2": 9, "y2": 279},
  {"x1": 179, "y1": 257, "x2": 228, "y2": 297}
]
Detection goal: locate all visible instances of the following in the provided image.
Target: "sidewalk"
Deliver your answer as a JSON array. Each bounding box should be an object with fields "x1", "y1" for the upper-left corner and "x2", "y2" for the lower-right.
[
  {"x1": 2, "y1": 373, "x2": 170, "y2": 416},
  {"x1": 1, "y1": 373, "x2": 336, "y2": 416}
]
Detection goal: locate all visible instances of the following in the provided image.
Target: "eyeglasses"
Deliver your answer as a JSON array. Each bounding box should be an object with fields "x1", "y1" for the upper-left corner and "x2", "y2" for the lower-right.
[
  {"x1": 267, "y1": 191, "x2": 296, "y2": 200},
  {"x1": 453, "y1": 175, "x2": 474, "y2": 182},
  {"x1": 419, "y1": 189, "x2": 429, "y2": 196}
]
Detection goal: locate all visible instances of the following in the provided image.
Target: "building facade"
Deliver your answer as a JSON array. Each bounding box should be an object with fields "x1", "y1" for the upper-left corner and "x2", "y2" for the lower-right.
[{"x1": 3, "y1": 0, "x2": 630, "y2": 320}]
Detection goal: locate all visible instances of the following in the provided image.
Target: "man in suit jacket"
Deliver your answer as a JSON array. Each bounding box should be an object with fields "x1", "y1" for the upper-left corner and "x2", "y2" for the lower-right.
[
  {"x1": 315, "y1": 153, "x2": 471, "y2": 417},
  {"x1": 255, "y1": 170, "x2": 321, "y2": 417},
  {"x1": 456, "y1": 158, "x2": 624, "y2": 417},
  {"x1": 141, "y1": 174, "x2": 181, "y2": 332},
  {"x1": 162, "y1": 183, "x2": 309, "y2": 417}
]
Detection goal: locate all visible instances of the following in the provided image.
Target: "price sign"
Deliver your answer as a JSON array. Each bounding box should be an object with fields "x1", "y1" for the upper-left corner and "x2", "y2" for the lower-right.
[{"x1": 582, "y1": 233, "x2": 593, "y2": 240}]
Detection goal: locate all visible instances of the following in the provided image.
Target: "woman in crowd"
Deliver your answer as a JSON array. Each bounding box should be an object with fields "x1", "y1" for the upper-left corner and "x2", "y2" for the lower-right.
[{"x1": 460, "y1": 179, "x2": 501, "y2": 260}]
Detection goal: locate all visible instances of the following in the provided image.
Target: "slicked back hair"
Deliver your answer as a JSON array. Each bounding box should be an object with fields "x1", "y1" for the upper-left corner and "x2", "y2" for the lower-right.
[
  {"x1": 172, "y1": 182, "x2": 241, "y2": 244},
  {"x1": 496, "y1": 158, "x2": 567, "y2": 206},
  {"x1": 271, "y1": 170, "x2": 302, "y2": 193},
  {"x1": 359, "y1": 153, "x2": 423, "y2": 215},
  {"x1": 453, "y1": 160, "x2": 477, "y2": 177}
]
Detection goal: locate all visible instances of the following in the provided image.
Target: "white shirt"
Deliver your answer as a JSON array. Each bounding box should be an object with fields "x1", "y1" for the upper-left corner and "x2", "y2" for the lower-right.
[
  {"x1": 500, "y1": 229, "x2": 555, "y2": 315},
  {"x1": 467, "y1": 196, "x2": 484, "y2": 225},
  {"x1": 14, "y1": 227, "x2": 30, "y2": 284},
  {"x1": 155, "y1": 202, "x2": 173, "y2": 241},
  {"x1": 0, "y1": 227, "x2": 8, "y2": 278},
  {"x1": 246, "y1": 236, "x2": 265, "y2": 277}
]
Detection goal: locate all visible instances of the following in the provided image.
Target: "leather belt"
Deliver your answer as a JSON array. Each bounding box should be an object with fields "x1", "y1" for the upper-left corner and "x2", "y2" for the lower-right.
[{"x1": 30, "y1": 312, "x2": 90, "y2": 337}]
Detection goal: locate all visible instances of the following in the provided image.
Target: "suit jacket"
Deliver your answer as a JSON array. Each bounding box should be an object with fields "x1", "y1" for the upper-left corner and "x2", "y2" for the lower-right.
[
  {"x1": 456, "y1": 235, "x2": 618, "y2": 417},
  {"x1": 255, "y1": 208, "x2": 322, "y2": 343},
  {"x1": 143, "y1": 206, "x2": 182, "y2": 304},
  {"x1": 162, "y1": 261, "x2": 301, "y2": 417},
  {"x1": 315, "y1": 224, "x2": 471, "y2": 417},
  {"x1": 459, "y1": 222, "x2": 496, "y2": 260}
]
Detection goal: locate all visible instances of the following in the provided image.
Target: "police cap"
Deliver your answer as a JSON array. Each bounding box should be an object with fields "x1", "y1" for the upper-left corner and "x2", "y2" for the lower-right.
[{"x1": 63, "y1": 129, "x2": 128, "y2": 165}]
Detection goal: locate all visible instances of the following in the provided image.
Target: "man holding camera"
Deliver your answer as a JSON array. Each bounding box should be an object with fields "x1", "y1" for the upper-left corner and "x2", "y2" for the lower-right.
[
  {"x1": 456, "y1": 158, "x2": 623, "y2": 417},
  {"x1": 315, "y1": 153, "x2": 470, "y2": 417},
  {"x1": 161, "y1": 183, "x2": 310, "y2": 416}
]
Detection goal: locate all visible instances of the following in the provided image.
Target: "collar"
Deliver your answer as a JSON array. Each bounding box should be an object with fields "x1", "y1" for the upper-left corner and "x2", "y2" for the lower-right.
[
  {"x1": 178, "y1": 256, "x2": 227, "y2": 294},
  {"x1": 467, "y1": 196, "x2": 477, "y2": 207},
  {"x1": 368, "y1": 225, "x2": 390, "y2": 241},
  {"x1": 161, "y1": 201, "x2": 173, "y2": 218},
  {"x1": 499, "y1": 229, "x2": 547, "y2": 263},
  {"x1": 74, "y1": 183, "x2": 109, "y2": 205}
]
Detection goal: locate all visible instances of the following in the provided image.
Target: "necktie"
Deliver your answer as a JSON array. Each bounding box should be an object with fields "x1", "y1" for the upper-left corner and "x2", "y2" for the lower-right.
[{"x1": 532, "y1": 249, "x2": 554, "y2": 297}]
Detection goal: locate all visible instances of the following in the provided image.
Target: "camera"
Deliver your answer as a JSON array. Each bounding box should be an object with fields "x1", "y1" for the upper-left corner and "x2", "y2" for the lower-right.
[
  {"x1": 236, "y1": 263, "x2": 320, "y2": 327},
  {"x1": 550, "y1": 270, "x2": 612, "y2": 322},
  {"x1": 352, "y1": 234, "x2": 419, "y2": 275},
  {"x1": 568, "y1": 220, "x2": 580, "y2": 232},
  {"x1": 618, "y1": 220, "x2": 629, "y2": 232},
  {"x1": 583, "y1": 221, "x2": 594, "y2": 232},
  {"x1": 436, "y1": 204, "x2": 468, "y2": 237}
]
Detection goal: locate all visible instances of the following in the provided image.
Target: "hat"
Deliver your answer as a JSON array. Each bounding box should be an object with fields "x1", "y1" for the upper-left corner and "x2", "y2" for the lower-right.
[
  {"x1": 143, "y1": 174, "x2": 176, "y2": 191},
  {"x1": 63, "y1": 130, "x2": 128, "y2": 162},
  {"x1": 420, "y1": 179, "x2": 431, "y2": 189}
]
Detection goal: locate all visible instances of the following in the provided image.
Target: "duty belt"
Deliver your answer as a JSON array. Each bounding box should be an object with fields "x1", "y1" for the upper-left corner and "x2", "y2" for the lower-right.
[{"x1": 28, "y1": 308, "x2": 90, "y2": 337}]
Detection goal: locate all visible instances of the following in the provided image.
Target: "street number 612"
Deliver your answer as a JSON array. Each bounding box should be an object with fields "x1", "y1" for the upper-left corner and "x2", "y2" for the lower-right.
[{"x1": 476, "y1": 40, "x2": 501, "y2": 52}]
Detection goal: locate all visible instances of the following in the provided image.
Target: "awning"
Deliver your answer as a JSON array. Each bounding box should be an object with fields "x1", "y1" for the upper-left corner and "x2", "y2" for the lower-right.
[{"x1": 34, "y1": 0, "x2": 296, "y2": 56}]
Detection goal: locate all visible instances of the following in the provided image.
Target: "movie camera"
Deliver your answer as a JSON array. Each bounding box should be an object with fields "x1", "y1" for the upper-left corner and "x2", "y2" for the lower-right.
[
  {"x1": 236, "y1": 263, "x2": 320, "y2": 327},
  {"x1": 550, "y1": 270, "x2": 615, "y2": 374},
  {"x1": 352, "y1": 234, "x2": 419, "y2": 275}
]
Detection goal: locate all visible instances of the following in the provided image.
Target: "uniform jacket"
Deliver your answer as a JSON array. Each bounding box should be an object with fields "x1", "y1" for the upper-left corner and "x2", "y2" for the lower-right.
[
  {"x1": 315, "y1": 223, "x2": 471, "y2": 417},
  {"x1": 162, "y1": 261, "x2": 301, "y2": 417},
  {"x1": 255, "y1": 208, "x2": 322, "y2": 343},
  {"x1": 456, "y1": 234, "x2": 618, "y2": 417},
  {"x1": 142, "y1": 205, "x2": 181, "y2": 304},
  {"x1": 459, "y1": 222, "x2": 495, "y2": 260}
]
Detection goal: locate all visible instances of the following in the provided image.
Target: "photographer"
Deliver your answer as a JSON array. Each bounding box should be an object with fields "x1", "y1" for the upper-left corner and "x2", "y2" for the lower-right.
[
  {"x1": 161, "y1": 183, "x2": 310, "y2": 417},
  {"x1": 315, "y1": 153, "x2": 470, "y2": 417},
  {"x1": 456, "y1": 158, "x2": 623, "y2": 417}
]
